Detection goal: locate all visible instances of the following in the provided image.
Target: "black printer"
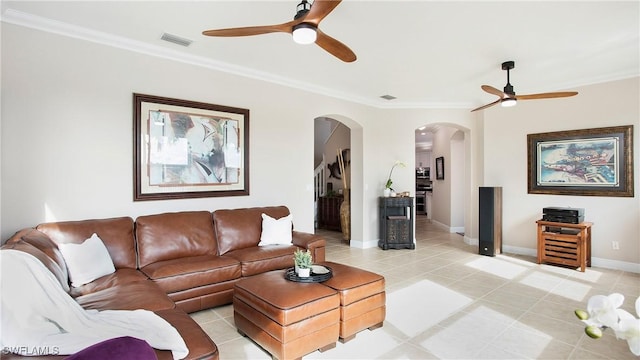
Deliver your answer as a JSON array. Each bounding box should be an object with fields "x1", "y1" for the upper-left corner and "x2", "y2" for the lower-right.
[{"x1": 542, "y1": 207, "x2": 585, "y2": 224}]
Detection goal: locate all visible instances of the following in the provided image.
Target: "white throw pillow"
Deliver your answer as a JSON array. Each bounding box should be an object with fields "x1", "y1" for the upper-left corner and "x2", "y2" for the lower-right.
[
  {"x1": 258, "y1": 213, "x2": 293, "y2": 246},
  {"x1": 58, "y1": 233, "x2": 116, "y2": 287}
]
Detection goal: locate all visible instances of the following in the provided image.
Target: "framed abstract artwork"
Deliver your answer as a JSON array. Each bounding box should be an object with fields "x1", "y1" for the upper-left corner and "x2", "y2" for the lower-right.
[
  {"x1": 133, "y1": 93, "x2": 249, "y2": 201},
  {"x1": 527, "y1": 125, "x2": 633, "y2": 197}
]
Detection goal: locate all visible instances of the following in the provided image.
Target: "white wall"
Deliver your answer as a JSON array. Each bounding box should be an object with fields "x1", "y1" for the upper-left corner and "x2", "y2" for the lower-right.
[
  {"x1": 450, "y1": 131, "x2": 465, "y2": 230},
  {"x1": 365, "y1": 110, "x2": 477, "y2": 244},
  {"x1": 0, "y1": 24, "x2": 377, "y2": 240},
  {"x1": 2, "y1": 22, "x2": 638, "y2": 272},
  {"x1": 482, "y1": 77, "x2": 640, "y2": 271}
]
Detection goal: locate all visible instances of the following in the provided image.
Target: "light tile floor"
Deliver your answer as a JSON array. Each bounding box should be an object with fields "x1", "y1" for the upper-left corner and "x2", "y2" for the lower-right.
[{"x1": 191, "y1": 216, "x2": 639, "y2": 359}]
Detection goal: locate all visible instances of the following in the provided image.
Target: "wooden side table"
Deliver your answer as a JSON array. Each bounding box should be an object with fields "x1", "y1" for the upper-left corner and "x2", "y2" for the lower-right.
[{"x1": 536, "y1": 220, "x2": 592, "y2": 272}]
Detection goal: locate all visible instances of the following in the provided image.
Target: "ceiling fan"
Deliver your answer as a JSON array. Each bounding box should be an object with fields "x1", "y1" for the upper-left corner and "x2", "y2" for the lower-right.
[
  {"x1": 471, "y1": 61, "x2": 578, "y2": 112},
  {"x1": 202, "y1": 0, "x2": 356, "y2": 63}
]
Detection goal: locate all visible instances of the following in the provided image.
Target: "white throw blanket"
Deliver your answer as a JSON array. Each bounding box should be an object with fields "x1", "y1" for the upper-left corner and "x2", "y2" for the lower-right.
[{"x1": 0, "y1": 249, "x2": 189, "y2": 359}]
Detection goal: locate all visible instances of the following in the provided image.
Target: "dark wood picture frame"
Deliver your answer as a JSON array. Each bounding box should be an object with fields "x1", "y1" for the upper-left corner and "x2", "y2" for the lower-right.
[
  {"x1": 133, "y1": 93, "x2": 249, "y2": 201},
  {"x1": 527, "y1": 125, "x2": 633, "y2": 197},
  {"x1": 435, "y1": 156, "x2": 445, "y2": 180}
]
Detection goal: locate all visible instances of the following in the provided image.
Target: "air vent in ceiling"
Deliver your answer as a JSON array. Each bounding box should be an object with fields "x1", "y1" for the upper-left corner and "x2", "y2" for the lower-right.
[
  {"x1": 160, "y1": 32, "x2": 193, "y2": 47},
  {"x1": 380, "y1": 94, "x2": 397, "y2": 100}
]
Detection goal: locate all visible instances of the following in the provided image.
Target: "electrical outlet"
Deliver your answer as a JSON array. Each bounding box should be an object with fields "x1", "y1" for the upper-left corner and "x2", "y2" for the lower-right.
[{"x1": 612, "y1": 241, "x2": 620, "y2": 250}]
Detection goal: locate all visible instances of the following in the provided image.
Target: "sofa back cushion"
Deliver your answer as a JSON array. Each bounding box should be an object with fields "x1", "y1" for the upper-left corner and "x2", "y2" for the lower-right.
[
  {"x1": 36, "y1": 217, "x2": 136, "y2": 269},
  {"x1": 135, "y1": 211, "x2": 216, "y2": 268},
  {"x1": 213, "y1": 206, "x2": 290, "y2": 255}
]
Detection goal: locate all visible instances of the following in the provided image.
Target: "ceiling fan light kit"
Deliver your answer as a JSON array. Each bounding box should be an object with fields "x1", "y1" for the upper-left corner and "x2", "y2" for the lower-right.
[
  {"x1": 501, "y1": 98, "x2": 517, "y2": 107},
  {"x1": 292, "y1": 23, "x2": 317, "y2": 44},
  {"x1": 471, "y1": 60, "x2": 578, "y2": 112}
]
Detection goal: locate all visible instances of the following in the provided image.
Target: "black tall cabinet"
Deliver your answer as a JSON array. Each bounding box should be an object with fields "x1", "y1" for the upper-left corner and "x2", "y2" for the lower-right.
[{"x1": 378, "y1": 197, "x2": 415, "y2": 250}]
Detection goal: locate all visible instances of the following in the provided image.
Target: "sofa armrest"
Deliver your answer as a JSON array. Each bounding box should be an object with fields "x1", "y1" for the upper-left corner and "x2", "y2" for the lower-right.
[{"x1": 292, "y1": 231, "x2": 326, "y2": 263}]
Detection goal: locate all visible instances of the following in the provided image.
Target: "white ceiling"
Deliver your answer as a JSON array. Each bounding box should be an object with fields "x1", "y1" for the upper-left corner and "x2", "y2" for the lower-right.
[{"x1": 2, "y1": 1, "x2": 638, "y2": 110}]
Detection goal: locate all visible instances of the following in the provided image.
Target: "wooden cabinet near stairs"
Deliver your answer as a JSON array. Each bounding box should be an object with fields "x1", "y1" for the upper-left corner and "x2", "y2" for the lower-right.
[{"x1": 317, "y1": 196, "x2": 343, "y2": 231}]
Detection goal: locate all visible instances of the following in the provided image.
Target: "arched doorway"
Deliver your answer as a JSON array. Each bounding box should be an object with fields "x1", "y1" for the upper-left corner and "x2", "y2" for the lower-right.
[
  {"x1": 314, "y1": 117, "x2": 350, "y2": 241},
  {"x1": 415, "y1": 123, "x2": 467, "y2": 236},
  {"x1": 313, "y1": 114, "x2": 363, "y2": 246}
]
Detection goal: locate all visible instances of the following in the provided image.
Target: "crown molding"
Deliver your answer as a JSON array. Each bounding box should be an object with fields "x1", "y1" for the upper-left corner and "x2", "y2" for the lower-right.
[
  {"x1": 5, "y1": 9, "x2": 635, "y2": 111},
  {"x1": 0, "y1": 9, "x2": 366, "y2": 106},
  {"x1": 2, "y1": 8, "x2": 473, "y2": 110}
]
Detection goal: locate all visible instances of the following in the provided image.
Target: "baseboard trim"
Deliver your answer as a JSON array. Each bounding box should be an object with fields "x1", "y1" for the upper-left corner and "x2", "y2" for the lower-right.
[
  {"x1": 350, "y1": 238, "x2": 377, "y2": 249},
  {"x1": 503, "y1": 245, "x2": 640, "y2": 274},
  {"x1": 461, "y1": 239, "x2": 639, "y2": 273},
  {"x1": 355, "y1": 236, "x2": 639, "y2": 273}
]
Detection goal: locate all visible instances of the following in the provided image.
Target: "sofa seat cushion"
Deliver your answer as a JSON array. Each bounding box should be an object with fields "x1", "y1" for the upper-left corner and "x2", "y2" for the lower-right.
[
  {"x1": 69, "y1": 268, "x2": 149, "y2": 297},
  {"x1": 141, "y1": 255, "x2": 241, "y2": 294},
  {"x1": 75, "y1": 280, "x2": 175, "y2": 311},
  {"x1": 224, "y1": 245, "x2": 296, "y2": 277}
]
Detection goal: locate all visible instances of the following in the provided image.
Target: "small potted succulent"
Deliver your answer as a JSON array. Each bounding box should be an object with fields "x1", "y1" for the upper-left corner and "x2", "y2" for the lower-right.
[{"x1": 293, "y1": 248, "x2": 313, "y2": 277}]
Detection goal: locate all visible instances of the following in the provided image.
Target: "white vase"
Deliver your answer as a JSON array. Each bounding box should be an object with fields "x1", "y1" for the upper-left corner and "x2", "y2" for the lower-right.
[
  {"x1": 383, "y1": 188, "x2": 391, "y2": 197},
  {"x1": 298, "y1": 268, "x2": 311, "y2": 277}
]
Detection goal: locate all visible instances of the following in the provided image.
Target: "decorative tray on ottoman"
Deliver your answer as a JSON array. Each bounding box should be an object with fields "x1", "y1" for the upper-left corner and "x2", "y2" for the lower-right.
[{"x1": 284, "y1": 265, "x2": 333, "y2": 283}]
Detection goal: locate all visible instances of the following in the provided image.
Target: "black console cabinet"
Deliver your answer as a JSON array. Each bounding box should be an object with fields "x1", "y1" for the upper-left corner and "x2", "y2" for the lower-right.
[{"x1": 378, "y1": 197, "x2": 415, "y2": 250}]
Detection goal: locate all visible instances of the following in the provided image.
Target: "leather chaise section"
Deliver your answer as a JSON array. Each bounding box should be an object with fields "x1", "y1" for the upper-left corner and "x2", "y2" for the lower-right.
[{"x1": 75, "y1": 280, "x2": 176, "y2": 311}]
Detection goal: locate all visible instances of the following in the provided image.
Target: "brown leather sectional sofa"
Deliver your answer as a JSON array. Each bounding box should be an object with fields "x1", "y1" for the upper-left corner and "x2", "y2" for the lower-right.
[{"x1": 1, "y1": 206, "x2": 326, "y2": 360}]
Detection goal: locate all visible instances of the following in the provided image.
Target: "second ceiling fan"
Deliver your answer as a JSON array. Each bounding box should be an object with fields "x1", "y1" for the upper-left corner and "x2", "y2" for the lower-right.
[
  {"x1": 202, "y1": 0, "x2": 356, "y2": 63},
  {"x1": 471, "y1": 61, "x2": 578, "y2": 112}
]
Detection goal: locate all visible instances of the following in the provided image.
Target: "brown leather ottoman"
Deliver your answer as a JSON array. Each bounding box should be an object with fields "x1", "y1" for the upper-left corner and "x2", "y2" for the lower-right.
[
  {"x1": 233, "y1": 271, "x2": 340, "y2": 360},
  {"x1": 317, "y1": 261, "x2": 386, "y2": 343}
]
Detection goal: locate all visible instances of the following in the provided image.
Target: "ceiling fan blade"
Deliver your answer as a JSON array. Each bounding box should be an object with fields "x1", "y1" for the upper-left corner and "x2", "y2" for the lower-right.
[
  {"x1": 203, "y1": 20, "x2": 298, "y2": 37},
  {"x1": 470, "y1": 98, "x2": 502, "y2": 112},
  {"x1": 304, "y1": 0, "x2": 342, "y2": 25},
  {"x1": 481, "y1": 85, "x2": 508, "y2": 98},
  {"x1": 515, "y1": 91, "x2": 579, "y2": 100},
  {"x1": 315, "y1": 29, "x2": 356, "y2": 62}
]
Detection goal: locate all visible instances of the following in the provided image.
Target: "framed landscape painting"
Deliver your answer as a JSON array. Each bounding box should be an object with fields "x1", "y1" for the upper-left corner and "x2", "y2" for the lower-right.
[
  {"x1": 527, "y1": 125, "x2": 633, "y2": 197},
  {"x1": 134, "y1": 93, "x2": 249, "y2": 201}
]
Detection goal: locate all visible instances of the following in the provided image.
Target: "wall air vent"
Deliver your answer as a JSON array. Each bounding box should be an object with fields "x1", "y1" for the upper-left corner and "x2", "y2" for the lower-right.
[
  {"x1": 380, "y1": 95, "x2": 397, "y2": 100},
  {"x1": 160, "y1": 32, "x2": 193, "y2": 47}
]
